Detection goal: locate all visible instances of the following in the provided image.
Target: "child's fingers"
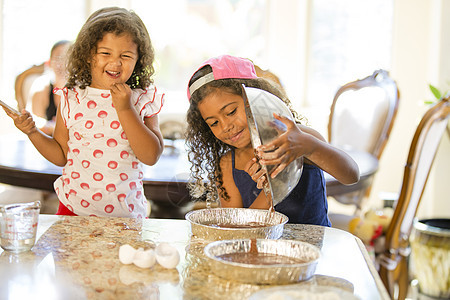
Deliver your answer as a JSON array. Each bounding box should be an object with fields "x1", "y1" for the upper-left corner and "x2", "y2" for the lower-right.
[
  {"x1": 256, "y1": 138, "x2": 284, "y2": 160},
  {"x1": 256, "y1": 174, "x2": 267, "y2": 189},
  {"x1": 257, "y1": 132, "x2": 289, "y2": 155},
  {"x1": 244, "y1": 159, "x2": 267, "y2": 183},
  {"x1": 273, "y1": 113, "x2": 296, "y2": 129},
  {"x1": 249, "y1": 162, "x2": 264, "y2": 179},
  {"x1": 17, "y1": 112, "x2": 32, "y2": 122},
  {"x1": 110, "y1": 83, "x2": 132, "y2": 111},
  {"x1": 110, "y1": 83, "x2": 126, "y2": 95},
  {"x1": 244, "y1": 157, "x2": 258, "y2": 174},
  {"x1": 259, "y1": 149, "x2": 283, "y2": 163},
  {"x1": 258, "y1": 145, "x2": 287, "y2": 166},
  {"x1": 270, "y1": 163, "x2": 288, "y2": 179},
  {"x1": 267, "y1": 119, "x2": 287, "y2": 133},
  {"x1": 257, "y1": 142, "x2": 278, "y2": 155},
  {"x1": 251, "y1": 166, "x2": 266, "y2": 182},
  {"x1": 111, "y1": 82, "x2": 131, "y2": 93},
  {"x1": 12, "y1": 112, "x2": 36, "y2": 133},
  {"x1": 110, "y1": 83, "x2": 121, "y2": 94}
]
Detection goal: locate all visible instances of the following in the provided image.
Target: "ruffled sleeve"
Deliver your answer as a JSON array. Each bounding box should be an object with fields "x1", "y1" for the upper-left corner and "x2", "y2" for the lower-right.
[
  {"x1": 132, "y1": 86, "x2": 164, "y2": 119},
  {"x1": 53, "y1": 87, "x2": 71, "y2": 126}
]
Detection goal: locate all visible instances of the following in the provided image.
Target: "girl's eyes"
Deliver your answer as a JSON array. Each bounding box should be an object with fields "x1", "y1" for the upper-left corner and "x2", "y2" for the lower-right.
[
  {"x1": 207, "y1": 108, "x2": 237, "y2": 128},
  {"x1": 97, "y1": 52, "x2": 134, "y2": 59},
  {"x1": 227, "y1": 108, "x2": 237, "y2": 116}
]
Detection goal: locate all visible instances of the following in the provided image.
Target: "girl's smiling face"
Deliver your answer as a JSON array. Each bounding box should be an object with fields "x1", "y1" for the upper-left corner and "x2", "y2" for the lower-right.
[
  {"x1": 90, "y1": 32, "x2": 138, "y2": 90},
  {"x1": 198, "y1": 89, "x2": 252, "y2": 149}
]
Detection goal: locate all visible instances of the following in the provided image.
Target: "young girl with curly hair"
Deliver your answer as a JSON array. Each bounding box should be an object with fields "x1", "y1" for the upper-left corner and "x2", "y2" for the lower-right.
[
  {"x1": 186, "y1": 55, "x2": 359, "y2": 225},
  {"x1": 3, "y1": 7, "x2": 164, "y2": 218}
]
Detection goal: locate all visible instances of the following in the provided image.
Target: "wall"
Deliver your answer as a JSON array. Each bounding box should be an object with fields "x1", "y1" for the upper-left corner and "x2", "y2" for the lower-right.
[
  {"x1": 369, "y1": 0, "x2": 449, "y2": 219},
  {"x1": 422, "y1": 0, "x2": 450, "y2": 218}
]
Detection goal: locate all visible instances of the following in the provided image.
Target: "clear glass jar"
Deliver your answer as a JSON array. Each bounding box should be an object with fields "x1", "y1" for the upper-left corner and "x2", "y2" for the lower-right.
[{"x1": 410, "y1": 218, "x2": 450, "y2": 299}]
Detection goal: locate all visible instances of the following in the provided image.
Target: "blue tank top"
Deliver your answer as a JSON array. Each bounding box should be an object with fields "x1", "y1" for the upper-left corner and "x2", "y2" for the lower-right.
[{"x1": 231, "y1": 151, "x2": 331, "y2": 226}]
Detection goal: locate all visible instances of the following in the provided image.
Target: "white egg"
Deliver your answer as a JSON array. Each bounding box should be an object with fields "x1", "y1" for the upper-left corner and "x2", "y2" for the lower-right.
[
  {"x1": 119, "y1": 244, "x2": 137, "y2": 265},
  {"x1": 155, "y1": 242, "x2": 180, "y2": 269},
  {"x1": 133, "y1": 248, "x2": 156, "y2": 269}
]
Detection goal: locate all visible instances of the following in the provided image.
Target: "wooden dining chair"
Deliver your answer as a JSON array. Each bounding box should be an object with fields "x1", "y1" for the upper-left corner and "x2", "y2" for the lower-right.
[
  {"x1": 328, "y1": 69, "x2": 400, "y2": 212},
  {"x1": 254, "y1": 64, "x2": 287, "y2": 97},
  {"x1": 14, "y1": 62, "x2": 46, "y2": 111},
  {"x1": 378, "y1": 96, "x2": 450, "y2": 300}
]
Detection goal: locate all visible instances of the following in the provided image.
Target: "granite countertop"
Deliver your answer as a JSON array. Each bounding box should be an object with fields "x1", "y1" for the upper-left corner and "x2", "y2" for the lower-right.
[{"x1": 0, "y1": 215, "x2": 389, "y2": 300}]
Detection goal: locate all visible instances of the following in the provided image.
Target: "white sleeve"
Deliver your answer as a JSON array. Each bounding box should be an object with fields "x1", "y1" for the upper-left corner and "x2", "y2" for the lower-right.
[
  {"x1": 54, "y1": 87, "x2": 70, "y2": 125},
  {"x1": 133, "y1": 86, "x2": 164, "y2": 119}
]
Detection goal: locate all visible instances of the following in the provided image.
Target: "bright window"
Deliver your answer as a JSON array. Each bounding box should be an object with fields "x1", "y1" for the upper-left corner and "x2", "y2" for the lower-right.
[
  {"x1": 306, "y1": 0, "x2": 393, "y2": 108},
  {"x1": 0, "y1": 0, "x2": 393, "y2": 124},
  {"x1": 130, "y1": 0, "x2": 268, "y2": 116},
  {"x1": 0, "y1": 0, "x2": 85, "y2": 100}
]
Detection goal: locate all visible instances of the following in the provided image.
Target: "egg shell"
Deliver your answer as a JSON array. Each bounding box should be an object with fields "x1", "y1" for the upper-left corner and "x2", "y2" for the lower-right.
[
  {"x1": 133, "y1": 248, "x2": 156, "y2": 269},
  {"x1": 155, "y1": 242, "x2": 180, "y2": 269},
  {"x1": 119, "y1": 244, "x2": 137, "y2": 265}
]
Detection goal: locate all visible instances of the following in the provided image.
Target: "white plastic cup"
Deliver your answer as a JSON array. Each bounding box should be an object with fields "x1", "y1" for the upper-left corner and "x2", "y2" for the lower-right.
[{"x1": 0, "y1": 201, "x2": 41, "y2": 252}]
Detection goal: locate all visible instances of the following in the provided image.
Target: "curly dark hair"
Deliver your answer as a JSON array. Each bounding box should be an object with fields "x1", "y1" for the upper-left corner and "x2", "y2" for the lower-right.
[
  {"x1": 185, "y1": 65, "x2": 306, "y2": 203},
  {"x1": 65, "y1": 7, "x2": 154, "y2": 90}
]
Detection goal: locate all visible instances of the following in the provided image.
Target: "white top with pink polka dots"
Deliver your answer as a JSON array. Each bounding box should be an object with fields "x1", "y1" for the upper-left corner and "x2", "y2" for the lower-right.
[{"x1": 53, "y1": 86, "x2": 164, "y2": 218}]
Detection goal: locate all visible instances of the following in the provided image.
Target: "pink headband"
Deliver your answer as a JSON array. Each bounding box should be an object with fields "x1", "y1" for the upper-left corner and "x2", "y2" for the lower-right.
[{"x1": 187, "y1": 55, "x2": 258, "y2": 100}]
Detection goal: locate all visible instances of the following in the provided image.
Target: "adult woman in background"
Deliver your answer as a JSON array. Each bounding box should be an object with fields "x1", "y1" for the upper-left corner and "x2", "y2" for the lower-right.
[{"x1": 30, "y1": 40, "x2": 71, "y2": 135}]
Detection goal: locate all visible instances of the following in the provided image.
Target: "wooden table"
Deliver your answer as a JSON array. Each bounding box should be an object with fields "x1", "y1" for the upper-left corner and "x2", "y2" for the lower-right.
[
  {"x1": 0, "y1": 215, "x2": 389, "y2": 300},
  {"x1": 0, "y1": 135, "x2": 378, "y2": 218},
  {"x1": 0, "y1": 136, "x2": 192, "y2": 218}
]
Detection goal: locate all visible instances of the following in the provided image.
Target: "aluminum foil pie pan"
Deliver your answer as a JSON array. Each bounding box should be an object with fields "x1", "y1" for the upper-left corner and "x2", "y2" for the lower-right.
[
  {"x1": 185, "y1": 208, "x2": 288, "y2": 240},
  {"x1": 204, "y1": 239, "x2": 320, "y2": 284},
  {"x1": 249, "y1": 284, "x2": 360, "y2": 300}
]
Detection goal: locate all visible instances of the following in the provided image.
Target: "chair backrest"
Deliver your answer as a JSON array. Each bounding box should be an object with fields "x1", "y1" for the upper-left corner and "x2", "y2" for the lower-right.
[
  {"x1": 254, "y1": 65, "x2": 286, "y2": 95},
  {"x1": 379, "y1": 96, "x2": 450, "y2": 298},
  {"x1": 328, "y1": 69, "x2": 400, "y2": 159},
  {"x1": 328, "y1": 70, "x2": 400, "y2": 211},
  {"x1": 14, "y1": 63, "x2": 46, "y2": 111}
]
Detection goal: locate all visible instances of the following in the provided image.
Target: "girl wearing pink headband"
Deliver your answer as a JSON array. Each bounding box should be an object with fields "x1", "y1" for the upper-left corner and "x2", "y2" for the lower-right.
[{"x1": 185, "y1": 55, "x2": 359, "y2": 225}]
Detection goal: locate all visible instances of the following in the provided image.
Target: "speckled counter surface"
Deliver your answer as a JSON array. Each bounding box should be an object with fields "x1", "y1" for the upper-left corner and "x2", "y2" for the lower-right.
[{"x1": 0, "y1": 215, "x2": 389, "y2": 300}]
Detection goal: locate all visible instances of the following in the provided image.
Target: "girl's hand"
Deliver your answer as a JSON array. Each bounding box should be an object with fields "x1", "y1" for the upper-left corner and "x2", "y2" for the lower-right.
[
  {"x1": 110, "y1": 83, "x2": 132, "y2": 112},
  {"x1": 256, "y1": 113, "x2": 314, "y2": 178},
  {"x1": 7, "y1": 110, "x2": 38, "y2": 136},
  {"x1": 244, "y1": 157, "x2": 268, "y2": 189}
]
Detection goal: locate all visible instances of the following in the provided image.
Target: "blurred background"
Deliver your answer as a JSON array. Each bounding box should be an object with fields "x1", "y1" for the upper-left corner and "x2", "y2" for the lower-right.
[{"x1": 0, "y1": 0, "x2": 448, "y2": 219}]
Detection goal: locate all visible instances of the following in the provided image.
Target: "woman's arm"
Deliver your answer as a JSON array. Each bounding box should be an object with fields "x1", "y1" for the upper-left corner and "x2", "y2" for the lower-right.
[{"x1": 257, "y1": 113, "x2": 359, "y2": 185}]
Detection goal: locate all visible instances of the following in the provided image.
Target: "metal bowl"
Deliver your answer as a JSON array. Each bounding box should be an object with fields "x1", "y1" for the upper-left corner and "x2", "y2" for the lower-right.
[
  {"x1": 185, "y1": 208, "x2": 288, "y2": 240},
  {"x1": 204, "y1": 239, "x2": 320, "y2": 284},
  {"x1": 242, "y1": 86, "x2": 303, "y2": 206}
]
